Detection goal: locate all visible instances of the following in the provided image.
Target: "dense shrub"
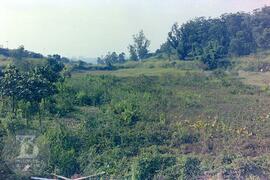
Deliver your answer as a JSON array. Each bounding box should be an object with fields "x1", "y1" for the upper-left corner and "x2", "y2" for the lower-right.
[
  {"x1": 69, "y1": 75, "x2": 117, "y2": 106},
  {"x1": 179, "y1": 157, "x2": 201, "y2": 180},
  {"x1": 45, "y1": 123, "x2": 81, "y2": 176},
  {"x1": 131, "y1": 152, "x2": 176, "y2": 180},
  {"x1": 54, "y1": 85, "x2": 76, "y2": 116},
  {"x1": 171, "y1": 125, "x2": 200, "y2": 147},
  {"x1": 75, "y1": 91, "x2": 92, "y2": 106}
]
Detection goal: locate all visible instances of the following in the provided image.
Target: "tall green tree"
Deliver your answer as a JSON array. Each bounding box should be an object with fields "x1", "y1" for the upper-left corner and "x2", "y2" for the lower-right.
[
  {"x1": 222, "y1": 13, "x2": 256, "y2": 55},
  {"x1": 128, "y1": 30, "x2": 150, "y2": 60},
  {"x1": 163, "y1": 7, "x2": 270, "y2": 68},
  {"x1": 167, "y1": 23, "x2": 187, "y2": 59},
  {"x1": 252, "y1": 6, "x2": 270, "y2": 49}
]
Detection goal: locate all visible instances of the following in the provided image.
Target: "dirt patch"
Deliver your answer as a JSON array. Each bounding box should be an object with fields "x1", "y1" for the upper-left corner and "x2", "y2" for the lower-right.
[{"x1": 238, "y1": 70, "x2": 270, "y2": 87}]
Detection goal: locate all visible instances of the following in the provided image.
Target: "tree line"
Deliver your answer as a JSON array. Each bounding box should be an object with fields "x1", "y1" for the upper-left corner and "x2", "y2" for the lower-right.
[
  {"x1": 98, "y1": 6, "x2": 270, "y2": 70},
  {"x1": 162, "y1": 6, "x2": 270, "y2": 69},
  {"x1": 97, "y1": 52, "x2": 126, "y2": 65}
]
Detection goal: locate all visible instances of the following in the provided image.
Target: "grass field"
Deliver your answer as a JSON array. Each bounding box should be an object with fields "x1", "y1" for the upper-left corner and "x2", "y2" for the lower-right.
[
  {"x1": 3, "y1": 51, "x2": 270, "y2": 179},
  {"x1": 67, "y1": 51, "x2": 270, "y2": 178}
]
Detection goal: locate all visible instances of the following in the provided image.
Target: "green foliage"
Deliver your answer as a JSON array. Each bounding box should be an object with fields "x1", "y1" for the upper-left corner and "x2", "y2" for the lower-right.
[
  {"x1": 252, "y1": 7, "x2": 270, "y2": 49},
  {"x1": 75, "y1": 91, "x2": 91, "y2": 106},
  {"x1": 1, "y1": 112, "x2": 26, "y2": 134},
  {"x1": 2, "y1": 15, "x2": 270, "y2": 178},
  {"x1": 0, "y1": 58, "x2": 64, "y2": 127},
  {"x1": 1, "y1": 62, "x2": 269, "y2": 179},
  {"x1": 128, "y1": 30, "x2": 150, "y2": 61},
  {"x1": 70, "y1": 75, "x2": 116, "y2": 106},
  {"x1": 179, "y1": 157, "x2": 201, "y2": 180},
  {"x1": 108, "y1": 92, "x2": 157, "y2": 126},
  {"x1": 131, "y1": 151, "x2": 176, "y2": 180},
  {"x1": 21, "y1": 69, "x2": 56, "y2": 104},
  {"x1": 45, "y1": 123, "x2": 81, "y2": 176},
  {"x1": 164, "y1": 7, "x2": 270, "y2": 69},
  {"x1": 53, "y1": 83, "x2": 76, "y2": 116},
  {"x1": 110, "y1": 98, "x2": 141, "y2": 126},
  {"x1": 167, "y1": 17, "x2": 229, "y2": 61},
  {"x1": 38, "y1": 57, "x2": 64, "y2": 83},
  {"x1": 229, "y1": 31, "x2": 255, "y2": 56},
  {"x1": 0, "y1": 65, "x2": 24, "y2": 112},
  {"x1": 172, "y1": 127, "x2": 200, "y2": 147},
  {"x1": 97, "y1": 52, "x2": 126, "y2": 65},
  {"x1": 200, "y1": 41, "x2": 228, "y2": 70}
]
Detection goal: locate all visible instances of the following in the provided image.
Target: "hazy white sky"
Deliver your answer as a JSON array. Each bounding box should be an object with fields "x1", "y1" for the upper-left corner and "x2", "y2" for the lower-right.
[{"x1": 0, "y1": 0, "x2": 269, "y2": 58}]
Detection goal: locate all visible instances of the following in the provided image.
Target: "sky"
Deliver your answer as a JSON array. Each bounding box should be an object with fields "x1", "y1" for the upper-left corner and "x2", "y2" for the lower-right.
[{"x1": 0, "y1": 0, "x2": 269, "y2": 58}]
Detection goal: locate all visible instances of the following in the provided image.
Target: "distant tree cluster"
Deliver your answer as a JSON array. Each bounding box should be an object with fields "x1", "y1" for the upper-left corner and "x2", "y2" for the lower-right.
[
  {"x1": 48, "y1": 54, "x2": 70, "y2": 64},
  {"x1": 97, "y1": 30, "x2": 151, "y2": 64},
  {"x1": 97, "y1": 52, "x2": 126, "y2": 65},
  {"x1": 162, "y1": 6, "x2": 270, "y2": 69}
]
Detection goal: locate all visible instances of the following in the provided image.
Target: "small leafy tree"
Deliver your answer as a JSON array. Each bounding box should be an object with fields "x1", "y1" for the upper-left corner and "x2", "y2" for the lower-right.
[
  {"x1": 179, "y1": 157, "x2": 201, "y2": 180},
  {"x1": 0, "y1": 65, "x2": 23, "y2": 113},
  {"x1": 201, "y1": 41, "x2": 227, "y2": 70},
  {"x1": 128, "y1": 45, "x2": 138, "y2": 61},
  {"x1": 167, "y1": 23, "x2": 187, "y2": 59},
  {"x1": 118, "y1": 52, "x2": 126, "y2": 63},
  {"x1": 20, "y1": 69, "x2": 57, "y2": 126}
]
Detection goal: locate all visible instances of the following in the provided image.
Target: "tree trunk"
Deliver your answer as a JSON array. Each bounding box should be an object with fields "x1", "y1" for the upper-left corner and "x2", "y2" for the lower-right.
[
  {"x1": 12, "y1": 96, "x2": 15, "y2": 114},
  {"x1": 11, "y1": 96, "x2": 17, "y2": 116},
  {"x1": 38, "y1": 107, "x2": 41, "y2": 129}
]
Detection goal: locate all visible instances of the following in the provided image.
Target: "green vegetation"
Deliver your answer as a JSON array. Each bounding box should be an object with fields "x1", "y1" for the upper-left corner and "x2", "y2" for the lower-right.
[
  {"x1": 161, "y1": 6, "x2": 270, "y2": 69},
  {"x1": 2, "y1": 51, "x2": 270, "y2": 178},
  {"x1": 2, "y1": 5, "x2": 270, "y2": 180}
]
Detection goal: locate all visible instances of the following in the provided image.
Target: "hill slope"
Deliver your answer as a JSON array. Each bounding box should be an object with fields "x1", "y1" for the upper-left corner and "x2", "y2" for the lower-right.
[{"x1": 2, "y1": 50, "x2": 270, "y2": 179}]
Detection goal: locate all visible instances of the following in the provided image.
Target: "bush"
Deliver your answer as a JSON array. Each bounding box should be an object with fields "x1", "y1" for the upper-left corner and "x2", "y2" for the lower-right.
[
  {"x1": 1, "y1": 113, "x2": 26, "y2": 134},
  {"x1": 131, "y1": 152, "x2": 176, "y2": 180},
  {"x1": 75, "y1": 91, "x2": 92, "y2": 106},
  {"x1": 179, "y1": 157, "x2": 201, "y2": 180},
  {"x1": 54, "y1": 85, "x2": 76, "y2": 116},
  {"x1": 172, "y1": 127, "x2": 200, "y2": 147},
  {"x1": 45, "y1": 124, "x2": 80, "y2": 176},
  {"x1": 68, "y1": 75, "x2": 116, "y2": 106},
  {"x1": 212, "y1": 69, "x2": 227, "y2": 78}
]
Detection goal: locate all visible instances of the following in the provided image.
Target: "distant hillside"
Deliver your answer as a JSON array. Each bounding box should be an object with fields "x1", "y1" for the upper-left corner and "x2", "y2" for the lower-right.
[
  {"x1": 71, "y1": 56, "x2": 97, "y2": 64},
  {"x1": 0, "y1": 47, "x2": 98, "y2": 75}
]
